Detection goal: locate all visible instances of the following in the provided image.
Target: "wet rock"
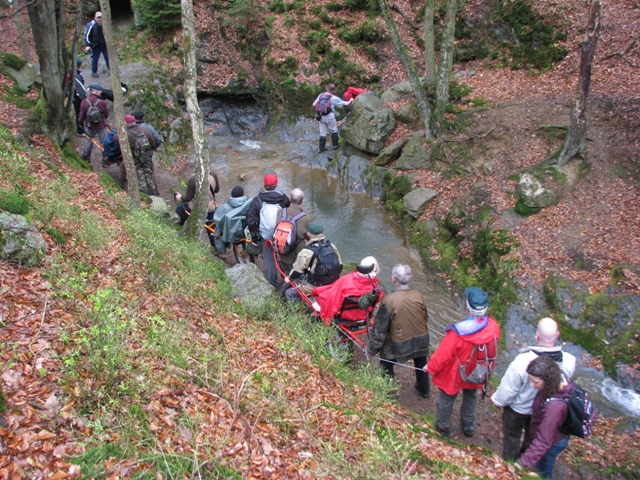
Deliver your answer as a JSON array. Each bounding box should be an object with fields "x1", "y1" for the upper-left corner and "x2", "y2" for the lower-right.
[
  {"x1": 396, "y1": 136, "x2": 432, "y2": 171},
  {"x1": 616, "y1": 363, "x2": 640, "y2": 393},
  {"x1": 225, "y1": 263, "x2": 274, "y2": 304},
  {"x1": 375, "y1": 138, "x2": 405, "y2": 166},
  {"x1": 199, "y1": 97, "x2": 269, "y2": 137},
  {"x1": 340, "y1": 94, "x2": 396, "y2": 155},
  {"x1": 403, "y1": 188, "x2": 437, "y2": 219},
  {"x1": 328, "y1": 148, "x2": 387, "y2": 197},
  {"x1": 517, "y1": 173, "x2": 557, "y2": 208},
  {"x1": 0, "y1": 212, "x2": 46, "y2": 267}
]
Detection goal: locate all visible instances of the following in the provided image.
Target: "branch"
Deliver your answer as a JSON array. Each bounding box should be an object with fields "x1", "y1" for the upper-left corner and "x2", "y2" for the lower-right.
[
  {"x1": 390, "y1": 3, "x2": 419, "y2": 30},
  {"x1": 601, "y1": 35, "x2": 639, "y2": 62}
]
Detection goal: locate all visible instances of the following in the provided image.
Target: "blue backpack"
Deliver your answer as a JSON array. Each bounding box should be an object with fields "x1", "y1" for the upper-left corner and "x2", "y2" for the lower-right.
[{"x1": 315, "y1": 93, "x2": 333, "y2": 115}]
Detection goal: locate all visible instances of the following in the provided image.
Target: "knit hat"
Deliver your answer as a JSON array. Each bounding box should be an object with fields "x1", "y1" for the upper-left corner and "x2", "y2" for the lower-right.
[
  {"x1": 308, "y1": 222, "x2": 324, "y2": 235},
  {"x1": 88, "y1": 83, "x2": 103, "y2": 91},
  {"x1": 263, "y1": 173, "x2": 278, "y2": 188},
  {"x1": 325, "y1": 83, "x2": 337, "y2": 93},
  {"x1": 124, "y1": 115, "x2": 136, "y2": 124},
  {"x1": 134, "y1": 111, "x2": 144, "y2": 120},
  {"x1": 465, "y1": 287, "x2": 489, "y2": 316},
  {"x1": 231, "y1": 186, "x2": 244, "y2": 198},
  {"x1": 76, "y1": 57, "x2": 83, "y2": 66},
  {"x1": 357, "y1": 256, "x2": 379, "y2": 277}
]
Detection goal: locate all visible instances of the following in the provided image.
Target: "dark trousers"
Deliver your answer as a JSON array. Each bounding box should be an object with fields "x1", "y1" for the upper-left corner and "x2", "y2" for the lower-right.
[
  {"x1": 92, "y1": 47, "x2": 110, "y2": 73},
  {"x1": 501, "y1": 405, "x2": 532, "y2": 461},
  {"x1": 436, "y1": 388, "x2": 477, "y2": 434},
  {"x1": 380, "y1": 356, "x2": 430, "y2": 395}
]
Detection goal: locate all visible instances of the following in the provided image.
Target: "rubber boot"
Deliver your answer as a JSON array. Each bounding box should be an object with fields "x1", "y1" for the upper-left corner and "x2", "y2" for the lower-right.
[
  {"x1": 331, "y1": 132, "x2": 340, "y2": 150},
  {"x1": 319, "y1": 136, "x2": 327, "y2": 152}
]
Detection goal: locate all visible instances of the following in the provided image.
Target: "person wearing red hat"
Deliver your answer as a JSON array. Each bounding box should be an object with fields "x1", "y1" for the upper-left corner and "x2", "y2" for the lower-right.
[{"x1": 247, "y1": 173, "x2": 290, "y2": 287}]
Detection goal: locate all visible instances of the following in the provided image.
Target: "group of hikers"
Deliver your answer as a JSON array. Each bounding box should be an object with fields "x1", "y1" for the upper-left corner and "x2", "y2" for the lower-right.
[{"x1": 173, "y1": 170, "x2": 590, "y2": 480}]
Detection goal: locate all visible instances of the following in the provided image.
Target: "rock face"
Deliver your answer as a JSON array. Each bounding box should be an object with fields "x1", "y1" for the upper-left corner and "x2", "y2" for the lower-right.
[
  {"x1": 517, "y1": 173, "x2": 557, "y2": 208},
  {"x1": 340, "y1": 94, "x2": 396, "y2": 155},
  {"x1": 6, "y1": 64, "x2": 37, "y2": 91},
  {"x1": 403, "y1": 188, "x2": 437, "y2": 219},
  {"x1": 225, "y1": 263, "x2": 274, "y2": 305},
  {"x1": 375, "y1": 138, "x2": 405, "y2": 166},
  {"x1": 395, "y1": 136, "x2": 432, "y2": 170},
  {"x1": 0, "y1": 213, "x2": 46, "y2": 267},
  {"x1": 328, "y1": 149, "x2": 387, "y2": 198},
  {"x1": 199, "y1": 96, "x2": 270, "y2": 137}
]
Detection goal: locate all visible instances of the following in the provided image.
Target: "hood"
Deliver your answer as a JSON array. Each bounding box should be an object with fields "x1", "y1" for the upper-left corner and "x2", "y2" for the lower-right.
[
  {"x1": 259, "y1": 190, "x2": 287, "y2": 205},
  {"x1": 306, "y1": 233, "x2": 326, "y2": 245},
  {"x1": 450, "y1": 316, "x2": 499, "y2": 346},
  {"x1": 521, "y1": 345, "x2": 565, "y2": 363},
  {"x1": 227, "y1": 195, "x2": 249, "y2": 208}
]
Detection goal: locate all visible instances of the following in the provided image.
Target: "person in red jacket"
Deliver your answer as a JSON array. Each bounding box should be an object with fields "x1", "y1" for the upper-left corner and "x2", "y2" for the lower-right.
[
  {"x1": 426, "y1": 287, "x2": 501, "y2": 438},
  {"x1": 515, "y1": 355, "x2": 573, "y2": 480},
  {"x1": 342, "y1": 86, "x2": 368, "y2": 101},
  {"x1": 310, "y1": 256, "x2": 383, "y2": 325}
]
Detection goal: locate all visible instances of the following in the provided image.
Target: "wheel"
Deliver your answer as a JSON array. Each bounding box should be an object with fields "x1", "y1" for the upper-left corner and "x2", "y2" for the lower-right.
[
  {"x1": 233, "y1": 241, "x2": 255, "y2": 264},
  {"x1": 327, "y1": 327, "x2": 354, "y2": 363}
]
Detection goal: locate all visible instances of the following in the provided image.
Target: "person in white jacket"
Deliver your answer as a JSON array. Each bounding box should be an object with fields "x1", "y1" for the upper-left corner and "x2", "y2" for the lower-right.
[{"x1": 491, "y1": 317, "x2": 576, "y2": 461}]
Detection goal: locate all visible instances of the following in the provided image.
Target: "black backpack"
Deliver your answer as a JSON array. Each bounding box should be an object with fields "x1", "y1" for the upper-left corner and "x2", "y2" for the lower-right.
[
  {"x1": 307, "y1": 240, "x2": 342, "y2": 286},
  {"x1": 550, "y1": 384, "x2": 596, "y2": 438},
  {"x1": 86, "y1": 98, "x2": 103, "y2": 124}
]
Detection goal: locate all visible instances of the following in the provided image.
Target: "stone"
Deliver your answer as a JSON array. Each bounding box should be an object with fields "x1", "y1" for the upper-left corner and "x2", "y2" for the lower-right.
[
  {"x1": 375, "y1": 138, "x2": 405, "y2": 166},
  {"x1": 0, "y1": 212, "x2": 46, "y2": 267},
  {"x1": 403, "y1": 188, "x2": 437, "y2": 219},
  {"x1": 517, "y1": 173, "x2": 557, "y2": 208},
  {"x1": 328, "y1": 148, "x2": 387, "y2": 198},
  {"x1": 225, "y1": 263, "x2": 274, "y2": 306},
  {"x1": 396, "y1": 102, "x2": 421, "y2": 127},
  {"x1": 5, "y1": 63, "x2": 37, "y2": 91},
  {"x1": 149, "y1": 196, "x2": 170, "y2": 217},
  {"x1": 340, "y1": 94, "x2": 396, "y2": 155},
  {"x1": 395, "y1": 136, "x2": 432, "y2": 171},
  {"x1": 380, "y1": 78, "x2": 426, "y2": 103}
]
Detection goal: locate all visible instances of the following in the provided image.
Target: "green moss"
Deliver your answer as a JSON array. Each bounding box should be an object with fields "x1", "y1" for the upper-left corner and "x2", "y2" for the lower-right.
[
  {"x1": 514, "y1": 198, "x2": 541, "y2": 216},
  {"x1": 0, "y1": 52, "x2": 28, "y2": 70},
  {"x1": 0, "y1": 191, "x2": 31, "y2": 215},
  {"x1": 46, "y1": 227, "x2": 67, "y2": 244}
]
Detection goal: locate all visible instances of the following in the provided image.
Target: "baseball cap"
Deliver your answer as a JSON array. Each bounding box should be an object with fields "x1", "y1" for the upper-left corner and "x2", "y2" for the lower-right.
[{"x1": 263, "y1": 173, "x2": 278, "y2": 188}]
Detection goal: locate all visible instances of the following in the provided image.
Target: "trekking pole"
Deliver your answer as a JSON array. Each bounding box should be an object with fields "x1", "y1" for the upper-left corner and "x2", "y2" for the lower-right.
[
  {"x1": 268, "y1": 240, "x2": 316, "y2": 310},
  {"x1": 82, "y1": 133, "x2": 104, "y2": 151}
]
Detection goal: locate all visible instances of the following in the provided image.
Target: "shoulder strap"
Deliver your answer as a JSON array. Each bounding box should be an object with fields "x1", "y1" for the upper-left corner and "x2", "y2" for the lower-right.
[
  {"x1": 290, "y1": 211, "x2": 305, "y2": 222},
  {"x1": 281, "y1": 207, "x2": 288, "y2": 221}
]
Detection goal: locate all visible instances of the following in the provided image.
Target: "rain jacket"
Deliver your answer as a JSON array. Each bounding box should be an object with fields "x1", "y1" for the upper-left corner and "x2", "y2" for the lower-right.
[
  {"x1": 518, "y1": 378, "x2": 574, "y2": 469},
  {"x1": 427, "y1": 316, "x2": 501, "y2": 395},
  {"x1": 212, "y1": 195, "x2": 252, "y2": 252},
  {"x1": 247, "y1": 190, "x2": 290, "y2": 241},
  {"x1": 311, "y1": 271, "x2": 383, "y2": 325}
]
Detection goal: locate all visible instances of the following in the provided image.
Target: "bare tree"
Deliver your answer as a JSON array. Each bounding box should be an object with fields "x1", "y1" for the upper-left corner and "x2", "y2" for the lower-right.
[
  {"x1": 556, "y1": 0, "x2": 602, "y2": 169},
  {"x1": 99, "y1": 0, "x2": 140, "y2": 206},
  {"x1": 181, "y1": 0, "x2": 210, "y2": 240}
]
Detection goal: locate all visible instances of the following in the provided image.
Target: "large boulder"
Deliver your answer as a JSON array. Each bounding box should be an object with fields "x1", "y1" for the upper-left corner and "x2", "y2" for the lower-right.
[
  {"x1": 5, "y1": 63, "x2": 37, "y2": 91},
  {"x1": 396, "y1": 102, "x2": 422, "y2": 128},
  {"x1": 517, "y1": 173, "x2": 557, "y2": 208},
  {"x1": 380, "y1": 78, "x2": 425, "y2": 103},
  {"x1": 225, "y1": 263, "x2": 274, "y2": 305},
  {"x1": 395, "y1": 136, "x2": 432, "y2": 171},
  {"x1": 328, "y1": 148, "x2": 387, "y2": 198},
  {"x1": 0, "y1": 213, "x2": 46, "y2": 267},
  {"x1": 340, "y1": 94, "x2": 396, "y2": 155},
  {"x1": 375, "y1": 138, "x2": 405, "y2": 166},
  {"x1": 403, "y1": 188, "x2": 437, "y2": 219}
]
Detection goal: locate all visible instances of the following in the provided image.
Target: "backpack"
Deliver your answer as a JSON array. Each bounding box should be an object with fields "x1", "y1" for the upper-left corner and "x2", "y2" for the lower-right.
[
  {"x1": 456, "y1": 333, "x2": 498, "y2": 391},
  {"x1": 86, "y1": 98, "x2": 103, "y2": 124},
  {"x1": 552, "y1": 384, "x2": 596, "y2": 438},
  {"x1": 273, "y1": 208, "x2": 306, "y2": 255},
  {"x1": 131, "y1": 127, "x2": 152, "y2": 162},
  {"x1": 307, "y1": 240, "x2": 342, "y2": 286},
  {"x1": 315, "y1": 93, "x2": 333, "y2": 116},
  {"x1": 258, "y1": 201, "x2": 282, "y2": 240}
]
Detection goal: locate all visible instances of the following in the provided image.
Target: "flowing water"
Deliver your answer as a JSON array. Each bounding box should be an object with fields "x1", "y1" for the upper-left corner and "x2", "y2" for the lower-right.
[{"x1": 196, "y1": 129, "x2": 639, "y2": 419}]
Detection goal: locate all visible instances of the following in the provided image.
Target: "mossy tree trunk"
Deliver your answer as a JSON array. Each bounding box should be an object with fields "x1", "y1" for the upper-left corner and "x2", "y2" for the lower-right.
[
  {"x1": 379, "y1": 0, "x2": 433, "y2": 139},
  {"x1": 556, "y1": 0, "x2": 601, "y2": 169},
  {"x1": 99, "y1": 0, "x2": 140, "y2": 206},
  {"x1": 181, "y1": 0, "x2": 210, "y2": 240},
  {"x1": 423, "y1": 0, "x2": 436, "y2": 86},
  {"x1": 27, "y1": 0, "x2": 69, "y2": 145},
  {"x1": 434, "y1": 0, "x2": 464, "y2": 126},
  {"x1": 66, "y1": 0, "x2": 84, "y2": 119}
]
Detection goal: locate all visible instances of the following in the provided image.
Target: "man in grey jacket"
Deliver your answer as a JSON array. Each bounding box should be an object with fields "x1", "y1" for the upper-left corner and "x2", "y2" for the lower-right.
[{"x1": 491, "y1": 317, "x2": 576, "y2": 461}]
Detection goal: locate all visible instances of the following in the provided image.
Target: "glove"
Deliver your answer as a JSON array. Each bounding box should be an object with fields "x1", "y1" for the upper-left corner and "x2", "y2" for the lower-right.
[{"x1": 358, "y1": 290, "x2": 379, "y2": 309}]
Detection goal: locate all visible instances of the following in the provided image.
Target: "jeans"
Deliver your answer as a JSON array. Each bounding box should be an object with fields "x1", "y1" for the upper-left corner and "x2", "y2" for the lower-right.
[
  {"x1": 436, "y1": 388, "x2": 477, "y2": 434},
  {"x1": 380, "y1": 356, "x2": 430, "y2": 396},
  {"x1": 501, "y1": 406, "x2": 532, "y2": 461},
  {"x1": 82, "y1": 127, "x2": 107, "y2": 161},
  {"x1": 535, "y1": 436, "x2": 569, "y2": 479},
  {"x1": 92, "y1": 47, "x2": 110, "y2": 74}
]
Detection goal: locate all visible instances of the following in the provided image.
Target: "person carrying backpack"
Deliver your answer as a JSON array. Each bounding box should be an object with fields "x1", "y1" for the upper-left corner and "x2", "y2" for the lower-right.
[
  {"x1": 247, "y1": 173, "x2": 291, "y2": 287},
  {"x1": 211, "y1": 186, "x2": 252, "y2": 253},
  {"x1": 426, "y1": 287, "x2": 501, "y2": 438},
  {"x1": 115, "y1": 115, "x2": 157, "y2": 195},
  {"x1": 274, "y1": 188, "x2": 310, "y2": 275},
  {"x1": 78, "y1": 84, "x2": 109, "y2": 164},
  {"x1": 65, "y1": 58, "x2": 86, "y2": 135},
  {"x1": 312, "y1": 83, "x2": 352, "y2": 152},
  {"x1": 514, "y1": 356, "x2": 576, "y2": 479},
  {"x1": 284, "y1": 222, "x2": 342, "y2": 302}
]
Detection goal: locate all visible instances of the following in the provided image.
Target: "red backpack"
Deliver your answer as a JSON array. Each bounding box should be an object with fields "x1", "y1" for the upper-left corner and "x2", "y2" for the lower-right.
[{"x1": 272, "y1": 208, "x2": 306, "y2": 255}]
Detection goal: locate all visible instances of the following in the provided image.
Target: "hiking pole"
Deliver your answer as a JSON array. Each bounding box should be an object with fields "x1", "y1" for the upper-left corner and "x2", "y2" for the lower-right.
[
  {"x1": 82, "y1": 133, "x2": 104, "y2": 151},
  {"x1": 268, "y1": 240, "x2": 316, "y2": 310}
]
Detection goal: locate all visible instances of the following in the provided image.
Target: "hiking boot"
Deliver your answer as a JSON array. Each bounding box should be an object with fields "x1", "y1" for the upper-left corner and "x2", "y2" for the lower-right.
[
  {"x1": 91, "y1": 72, "x2": 99, "y2": 78},
  {"x1": 101, "y1": 159, "x2": 110, "y2": 168},
  {"x1": 436, "y1": 427, "x2": 450, "y2": 439},
  {"x1": 462, "y1": 422, "x2": 474, "y2": 437},
  {"x1": 319, "y1": 137, "x2": 327, "y2": 152},
  {"x1": 331, "y1": 132, "x2": 339, "y2": 150},
  {"x1": 415, "y1": 385, "x2": 430, "y2": 399}
]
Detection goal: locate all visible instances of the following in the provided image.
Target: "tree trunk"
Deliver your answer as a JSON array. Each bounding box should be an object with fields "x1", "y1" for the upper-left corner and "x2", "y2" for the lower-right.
[
  {"x1": 27, "y1": 0, "x2": 69, "y2": 145},
  {"x1": 12, "y1": 0, "x2": 31, "y2": 63},
  {"x1": 99, "y1": 0, "x2": 140, "y2": 206},
  {"x1": 66, "y1": 0, "x2": 84, "y2": 118},
  {"x1": 423, "y1": 0, "x2": 436, "y2": 86},
  {"x1": 434, "y1": 0, "x2": 463, "y2": 126},
  {"x1": 557, "y1": 0, "x2": 601, "y2": 169},
  {"x1": 379, "y1": 0, "x2": 433, "y2": 139},
  {"x1": 181, "y1": 0, "x2": 210, "y2": 240}
]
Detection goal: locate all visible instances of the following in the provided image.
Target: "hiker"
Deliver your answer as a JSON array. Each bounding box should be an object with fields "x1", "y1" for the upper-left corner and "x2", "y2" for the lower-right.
[
  {"x1": 133, "y1": 111, "x2": 164, "y2": 152},
  {"x1": 368, "y1": 264, "x2": 430, "y2": 399},
  {"x1": 492, "y1": 317, "x2": 576, "y2": 461},
  {"x1": 78, "y1": 84, "x2": 109, "y2": 163},
  {"x1": 211, "y1": 186, "x2": 252, "y2": 253},
  {"x1": 426, "y1": 287, "x2": 501, "y2": 438},
  {"x1": 283, "y1": 222, "x2": 343, "y2": 302},
  {"x1": 114, "y1": 115, "x2": 157, "y2": 195},
  {"x1": 85, "y1": 11, "x2": 109, "y2": 78},
  {"x1": 102, "y1": 128, "x2": 121, "y2": 166},
  {"x1": 311, "y1": 256, "x2": 383, "y2": 323},
  {"x1": 312, "y1": 83, "x2": 352, "y2": 152},
  {"x1": 247, "y1": 173, "x2": 291, "y2": 287},
  {"x1": 66, "y1": 58, "x2": 86, "y2": 135},
  {"x1": 342, "y1": 86, "x2": 369, "y2": 101},
  {"x1": 514, "y1": 356, "x2": 575, "y2": 479},
  {"x1": 175, "y1": 170, "x2": 220, "y2": 226},
  {"x1": 274, "y1": 188, "x2": 311, "y2": 275}
]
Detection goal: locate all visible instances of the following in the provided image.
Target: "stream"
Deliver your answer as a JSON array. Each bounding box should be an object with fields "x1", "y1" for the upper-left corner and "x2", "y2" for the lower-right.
[{"x1": 176, "y1": 115, "x2": 640, "y2": 421}]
